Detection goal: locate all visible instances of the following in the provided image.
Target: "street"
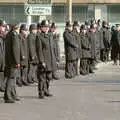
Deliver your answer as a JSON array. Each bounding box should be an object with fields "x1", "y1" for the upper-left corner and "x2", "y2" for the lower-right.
[{"x1": 0, "y1": 62, "x2": 120, "y2": 120}]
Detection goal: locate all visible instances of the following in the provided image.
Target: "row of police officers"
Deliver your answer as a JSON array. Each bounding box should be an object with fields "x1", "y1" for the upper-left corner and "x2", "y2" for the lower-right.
[
  {"x1": 0, "y1": 19, "x2": 60, "y2": 103},
  {"x1": 0, "y1": 18, "x2": 120, "y2": 103},
  {"x1": 63, "y1": 19, "x2": 120, "y2": 78}
]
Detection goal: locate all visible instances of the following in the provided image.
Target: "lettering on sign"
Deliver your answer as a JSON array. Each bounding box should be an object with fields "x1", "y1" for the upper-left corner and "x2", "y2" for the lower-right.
[
  {"x1": 25, "y1": 4, "x2": 52, "y2": 15},
  {"x1": 27, "y1": 0, "x2": 51, "y2": 4}
]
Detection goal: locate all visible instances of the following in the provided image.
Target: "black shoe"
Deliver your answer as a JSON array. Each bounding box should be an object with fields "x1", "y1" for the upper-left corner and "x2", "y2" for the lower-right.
[
  {"x1": 53, "y1": 76, "x2": 60, "y2": 80},
  {"x1": 90, "y1": 71, "x2": 94, "y2": 74},
  {"x1": 5, "y1": 100, "x2": 15, "y2": 103},
  {"x1": 0, "y1": 88, "x2": 5, "y2": 92},
  {"x1": 39, "y1": 95, "x2": 45, "y2": 99},
  {"x1": 17, "y1": 84, "x2": 22, "y2": 87},
  {"x1": 22, "y1": 82, "x2": 29, "y2": 86},
  {"x1": 28, "y1": 81, "x2": 34, "y2": 84},
  {"x1": 14, "y1": 97, "x2": 20, "y2": 101},
  {"x1": 44, "y1": 93, "x2": 53, "y2": 97}
]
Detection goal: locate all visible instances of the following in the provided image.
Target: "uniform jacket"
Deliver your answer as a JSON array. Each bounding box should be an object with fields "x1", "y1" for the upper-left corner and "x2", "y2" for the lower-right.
[
  {"x1": 80, "y1": 32, "x2": 91, "y2": 59},
  {"x1": 5, "y1": 30, "x2": 20, "y2": 68},
  {"x1": 27, "y1": 32, "x2": 38, "y2": 64},
  {"x1": 103, "y1": 28, "x2": 111, "y2": 50},
  {"x1": 73, "y1": 30, "x2": 82, "y2": 59},
  {"x1": 19, "y1": 33, "x2": 28, "y2": 67},
  {"x1": 36, "y1": 31, "x2": 57, "y2": 71},
  {"x1": 52, "y1": 32, "x2": 60, "y2": 63},
  {"x1": 88, "y1": 31, "x2": 97, "y2": 59},
  {"x1": 0, "y1": 34, "x2": 5, "y2": 71},
  {"x1": 111, "y1": 30, "x2": 120, "y2": 49},
  {"x1": 63, "y1": 29, "x2": 78, "y2": 61}
]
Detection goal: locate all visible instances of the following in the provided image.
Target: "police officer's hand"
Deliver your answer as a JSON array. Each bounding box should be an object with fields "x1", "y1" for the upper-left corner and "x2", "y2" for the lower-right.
[
  {"x1": 22, "y1": 56, "x2": 25, "y2": 60},
  {"x1": 42, "y1": 62, "x2": 46, "y2": 68},
  {"x1": 16, "y1": 64, "x2": 20, "y2": 68},
  {"x1": 32, "y1": 56, "x2": 35, "y2": 60},
  {"x1": 56, "y1": 62, "x2": 59, "y2": 66}
]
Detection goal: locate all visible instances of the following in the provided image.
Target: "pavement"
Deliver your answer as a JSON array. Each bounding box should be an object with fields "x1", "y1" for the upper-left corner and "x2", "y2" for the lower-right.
[{"x1": 0, "y1": 61, "x2": 120, "y2": 120}]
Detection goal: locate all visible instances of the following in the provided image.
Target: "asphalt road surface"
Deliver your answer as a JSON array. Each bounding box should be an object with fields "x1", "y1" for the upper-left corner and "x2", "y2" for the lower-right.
[{"x1": 0, "y1": 62, "x2": 120, "y2": 120}]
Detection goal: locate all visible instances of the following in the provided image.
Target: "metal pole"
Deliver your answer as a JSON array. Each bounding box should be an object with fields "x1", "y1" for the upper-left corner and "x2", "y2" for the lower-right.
[{"x1": 67, "y1": 0, "x2": 72, "y2": 23}]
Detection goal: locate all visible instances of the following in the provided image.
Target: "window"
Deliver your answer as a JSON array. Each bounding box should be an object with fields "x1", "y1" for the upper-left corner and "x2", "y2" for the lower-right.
[{"x1": 108, "y1": 5, "x2": 120, "y2": 24}]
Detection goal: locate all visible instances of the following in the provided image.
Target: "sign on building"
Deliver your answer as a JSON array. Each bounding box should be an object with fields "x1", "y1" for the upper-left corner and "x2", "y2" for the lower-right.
[
  {"x1": 27, "y1": 0, "x2": 51, "y2": 4},
  {"x1": 25, "y1": 4, "x2": 52, "y2": 16}
]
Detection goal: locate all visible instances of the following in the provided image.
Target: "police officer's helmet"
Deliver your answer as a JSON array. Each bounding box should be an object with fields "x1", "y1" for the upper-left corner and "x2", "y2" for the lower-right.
[
  {"x1": 80, "y1": 25, "x2": 86, "y2": 30},
  {"x1": 51, "y1": 22, "x2": 57, "y2": 28},
  {"x1": 85, "y1": 20, "x2": 90, "y2": 26},
  {"x1": 37, "y1": 22, "x2": 41, "y2": 29},
  {"x1": 0, "y1": 19, "x2": 6, "y2": 26},
  {"x1": 29, "y1": 24, "x2": 37, "y2": 31},
  {"x1": 102, "y1": 21, "x2": 107, "y2": 28},
  {"x1": 73, "y1": 21, "x2": 80, "y2": 27},
  {"x1": 20, "y1": 24, "x2": 28, "y2": 31},
  {"x1": 40, "y1": 20, "x2": 49, "y2": 27},
  {"x1": 90, "y1": 24, "x2": 95, "y2": 29},
  {"x1": 66, "y1": 21, "x2": 72, "y2": 27}
]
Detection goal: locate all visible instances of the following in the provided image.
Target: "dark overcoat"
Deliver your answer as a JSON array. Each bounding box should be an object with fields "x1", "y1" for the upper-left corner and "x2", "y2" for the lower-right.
[
  {"x1": 111, "y1": 30, "x2": 120, "y2": 50},
  {"x1": 5, "y1": 30, "x2": 20, "y2": 68},
  {"x1": 73, "y1": 30, "x2": 82, "y2": 59},
  {"x1": 36, "y1": 32, "x2": 57, "y2": 72},
  {"x1": 27, "y1": 32, "x2": 38, "y2": 64},
  {"x1": 63, "y1": 29, "x2": 78, "y2": 61},
  {"x1": 52, "y1": 33, "x2": 60, "y2": 62},
  {"x1": 80, "y1": 32, "x2": 91, "y2": 59},
  {"x1": 103, "y1": 28, "x2": 111, "y2": 50},
  {"x1": 19, "y1": 33, "x2": 28, "y2": 67},
  {"x1": 0, "y1": 34, "x2": 5, "y2": 71},
  {"x1": 88, "y1": 31, "x2": 97, "y2": 59}
]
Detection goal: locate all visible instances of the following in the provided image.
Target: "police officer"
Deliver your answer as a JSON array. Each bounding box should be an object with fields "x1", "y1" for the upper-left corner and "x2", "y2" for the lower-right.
[
  {"x1": 19, "y1": 24, "x2": 29, "y2": 86},
  {"x1": 63, "y1": 21, "x2": 78, "y2": 78},
  {"x1": 4, "y1": 24, "x2": 20, "y2": 103},
  {"x1": 0, "y1": 19, "x2": 6, "y2": 92},
  {"x1": 72, "y1": 21, "x2": 81, "y2": 75},
  {"x1": 80, "y1": 25, "x2": 91, "y2": 75},
  {"x1": 27, "y1": 24, "x2": 38, "y2": 84},
  {"x1": 102, "y1": 21, "x2": 111, "y2": 62},
  {"x1": 96, "y1": 19, "x2": 105, "y2": 62},
  {"x1": 111, "y1": 24, "x2": 120, "y2": 65},
  {"x1": 36, "y1": 20, "x2": 57, "y2": 99},
  {"x1": 50, "y1": 22, "x2": 60, "y2": 80},
  {"x1": 88, "y1": 24, "x2": 97, "y2": 73}
]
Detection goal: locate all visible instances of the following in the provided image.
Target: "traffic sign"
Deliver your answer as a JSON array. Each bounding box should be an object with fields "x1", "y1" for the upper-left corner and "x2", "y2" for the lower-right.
[{"x1": 24, "y1": 4, "x2": 52, "y2": 16}]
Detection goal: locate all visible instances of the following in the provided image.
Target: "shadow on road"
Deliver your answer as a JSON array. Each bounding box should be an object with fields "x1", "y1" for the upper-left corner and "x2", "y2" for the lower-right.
[
  {"x1": 20, "y1": 96, "x2": 38, "y2": 99},
  {"x1": 104, "y1": 90, "x2": 120, "y2": 92},
  {"x1": 108, "y1": 101, "x2": 120, "y2": 103}
]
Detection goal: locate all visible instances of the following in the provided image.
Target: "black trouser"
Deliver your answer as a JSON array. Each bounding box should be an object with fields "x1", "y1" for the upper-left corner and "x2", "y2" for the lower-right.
[
  {"x1": 73, "y1": 59, "x2": 79, "y2": 76},
  {"x1": 37, "y1": 65, "x2": 52, "y2": 97},
  {"x1": 96, "y1": 49, "x2": 100, "y2": 62},
  {"x1": 4, "y1": 68, "x2": 19, "y2": 101},
  {"x1": 100, "y1": 49, "x2": 105, "y2": 62},
  {"x1": 21, "y1": 67, "x2": 28, "y2": 84},
  {"x1": 65, "y1": 60, "x2": 78, "y2": 78},
  {"x1": 104, "y1": 49, "x2": 110, "y2": 62},
  {"x1": 80, "y1": 59, "x2": 89, "y2": 75},
  {"x1": 113, "y1": 48, "x2": 120, "y2": 64},
  {"x1": 28, "y1": 64, "x2": 37, "y2": 83},
  {"x1": 0, "y1": 72, "x2": 5, "y2": 91},
  {"x1": 16, "y1": 68, "x2": 21, "y2": 85},
  {"x1": 88, "y1": 59, "x2": 94, "y2": 73}
]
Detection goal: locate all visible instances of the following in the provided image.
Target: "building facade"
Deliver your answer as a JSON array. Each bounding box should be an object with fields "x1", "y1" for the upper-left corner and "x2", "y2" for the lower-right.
[
  {"x1": 0, "y1": 0, "x2": 120, "y2": 24},
  {"x1": 0, "y1": 0, "x2": 120, "y2": 58}
]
